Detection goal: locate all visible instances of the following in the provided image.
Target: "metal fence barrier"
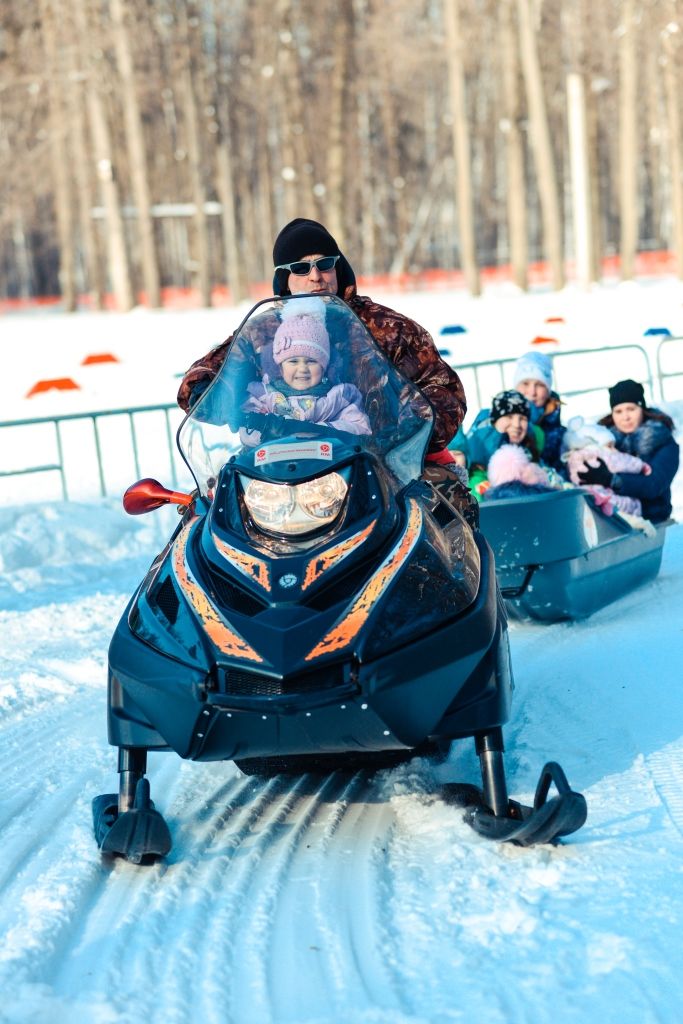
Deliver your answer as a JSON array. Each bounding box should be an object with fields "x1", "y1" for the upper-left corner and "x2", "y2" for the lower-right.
[
  {"x1": 0, "y1": 403, "x2": 186, "y2": 502},
  {"x1": 1, "y1": 337, "x2": 681, "y2": 503}
]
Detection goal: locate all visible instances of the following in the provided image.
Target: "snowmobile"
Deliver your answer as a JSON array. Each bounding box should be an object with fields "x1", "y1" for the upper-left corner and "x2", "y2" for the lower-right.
[
  {"x1": 478, "y1": 487, "x2": 669, "y2": 622},
  {"x1": 92, "y1": 294, "x2": 586, "y2": 863}
]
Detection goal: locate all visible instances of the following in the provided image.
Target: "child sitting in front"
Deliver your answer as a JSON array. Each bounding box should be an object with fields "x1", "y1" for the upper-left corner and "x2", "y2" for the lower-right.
[
  {"x1": 482, "y1": 443, "x2": 558, "y2": 501},
  {"x1": 561, "y1": 416, "x2": 650, "y2": 516},
  {"x1": 243, "y1": 297, "x2": 371, "y2": 438},
  {"x1": 466, "y1": 389, "x2": 545, "y2": 499}
]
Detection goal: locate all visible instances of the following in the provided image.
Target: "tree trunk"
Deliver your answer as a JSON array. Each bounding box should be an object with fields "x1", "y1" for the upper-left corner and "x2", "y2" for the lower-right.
[
  {"x1": 517, "y1": 0, "x2": 565, "y2": 289},
  {"x1": 618, "y1": 0, "x2": 638, "y2": 280},
  {"x1": 74, "y1": 0, "x2": 134, "y2": 311},
  {"x1": 352, "y1": 0, "x2": 375, "y2": 276},
  {"x1": 216, "y1": 142, "x2": 248, "y2": 302},
  {"x1": 499, "y1": 0, "x2": 528, "y2": 290},
  {"x1": 177, "y1": 6, "x2": 211, "y2": 308},
  {"x1": 443, "y1": 0, "x2": 481, "y2": 296},
  {"x1": 12, "y1": 214, "x2": 34, "y2": 299},
  {"x1": 567, "y1": 73, "x2": 594, "y2": 288},
  {"x1": 69, "y1": 77, "x2": 106, "y2": 309},
  {"x1": 110, "y1": 0, "x2": 161, "y2": 307},
  {"x1": 275, "y1": 0, "x2": 315, "y2": 222},
  {"x1": 663, "y1": 21, "x2": 683, "y2": 279},
  {"x1": 40, "y1": 0, "x2": 77, "y2": 310},
  {"x1": 326, "y1": 0, "x2": 354, "y2": 243},
  {"x1": 390, "y1": 163, "x2": 445, "y2": 274}
]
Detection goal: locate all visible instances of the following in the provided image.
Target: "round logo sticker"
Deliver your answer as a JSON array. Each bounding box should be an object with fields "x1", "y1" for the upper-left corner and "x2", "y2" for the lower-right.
[
  {"x1": 582, "y1": 503, "x2": 599, "y2": 548},
  {"x1": 279, "y1": 573, "x2": 298, "y2": 589}
]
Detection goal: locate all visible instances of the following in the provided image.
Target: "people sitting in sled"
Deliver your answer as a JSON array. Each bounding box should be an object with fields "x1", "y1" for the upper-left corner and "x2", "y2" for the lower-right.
[
  {"x1": 466, "y1": 389, "x2": 545, "y2": 500},
  {"x1": 511, "y1": 351, "x2": 566, "y2": 471},
  {"x1": 177, "y1": 216, "x2": 477, "y2": 525},
  {"x1": 561, "y1": 415, "x2": 650, "y2": 517},
  {"x1": 241, "y1": 297, "x2": 371, "y2": 442},
  {"x1": 579, "y1": 379, "x2": 679, "y2": 524},
  {"x1": 482, "y1": 443, "x2": 558, "y2": 501}
]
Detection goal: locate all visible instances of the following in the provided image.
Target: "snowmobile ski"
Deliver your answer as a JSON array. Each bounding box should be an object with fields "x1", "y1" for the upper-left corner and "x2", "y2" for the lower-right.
[
  {"x1": 445, "y1": 761, "x2": 587, "y2": 846},
  {"x1": 92, "y1": 778, "x2": 172, "y2": 864}
]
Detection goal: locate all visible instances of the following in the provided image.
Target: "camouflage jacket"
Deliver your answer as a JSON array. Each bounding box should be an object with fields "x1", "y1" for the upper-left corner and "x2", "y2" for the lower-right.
[{"x1": 176, "y1": 286, "x2": 467, "y2": 453}]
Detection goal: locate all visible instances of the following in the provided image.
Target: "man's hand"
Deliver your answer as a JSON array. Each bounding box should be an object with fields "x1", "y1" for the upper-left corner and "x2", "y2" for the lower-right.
[{"x1": 577, "y1": 458, "x2": 613, "y2": 487}]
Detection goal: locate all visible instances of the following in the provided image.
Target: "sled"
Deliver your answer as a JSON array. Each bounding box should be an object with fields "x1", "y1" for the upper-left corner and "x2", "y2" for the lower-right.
[{"x1": 479, "y1": 488, "x2": 668, "y2": 622}]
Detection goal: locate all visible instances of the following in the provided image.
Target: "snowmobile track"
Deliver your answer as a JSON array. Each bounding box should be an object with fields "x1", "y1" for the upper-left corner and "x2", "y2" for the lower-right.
[{"x1": 646, "y1": 742, "x2": 683, "y2": 839}]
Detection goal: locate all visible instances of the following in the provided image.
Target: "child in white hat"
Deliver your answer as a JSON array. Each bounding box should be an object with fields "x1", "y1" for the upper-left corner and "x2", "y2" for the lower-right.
[{"x1": 512, "y1": 351, "x2": 565, "y2": 471}]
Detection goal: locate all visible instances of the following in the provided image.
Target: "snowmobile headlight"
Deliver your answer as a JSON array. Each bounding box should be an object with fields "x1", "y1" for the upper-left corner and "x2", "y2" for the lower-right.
[
  {"x1": 296, "y1": 474, "x2": 348, "y2": 521},
  {"x1": 242, "y1": 472, "x2": 348, "y2": 535},
  {"x1": 242, "y1": 479, "x2": 296, "y2": 529}
]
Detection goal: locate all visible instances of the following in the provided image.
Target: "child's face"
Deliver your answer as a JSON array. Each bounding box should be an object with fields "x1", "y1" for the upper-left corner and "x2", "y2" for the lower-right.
[
  {"x1": 516, "y1": 378, "x2": 549, "y2": 407},
  {"x1": 280, "y1": 356, "x2": 324, "y2": 389},
  {"x1": 494, "y1": 413, "x2": 528, "y2": 443}
]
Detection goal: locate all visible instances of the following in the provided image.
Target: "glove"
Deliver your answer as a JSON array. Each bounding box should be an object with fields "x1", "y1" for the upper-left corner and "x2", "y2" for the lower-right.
[
  {"x1": 243, "y1": 412, "x2": 288, "y2": 439},
  {"x1": 577, "y1": 457, "x2": 613, "y2": 488}
]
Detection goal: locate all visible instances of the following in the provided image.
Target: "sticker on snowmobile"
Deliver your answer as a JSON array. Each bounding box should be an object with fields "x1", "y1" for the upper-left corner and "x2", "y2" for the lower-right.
[{"x1": 254, "y1": 442, "x2": 333, "y2": 465}]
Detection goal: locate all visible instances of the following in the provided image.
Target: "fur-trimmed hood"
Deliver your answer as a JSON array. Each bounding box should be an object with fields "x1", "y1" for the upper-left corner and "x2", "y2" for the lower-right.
[{"x1": 607, "y1": 414, "x2": 675, "y2": 461}]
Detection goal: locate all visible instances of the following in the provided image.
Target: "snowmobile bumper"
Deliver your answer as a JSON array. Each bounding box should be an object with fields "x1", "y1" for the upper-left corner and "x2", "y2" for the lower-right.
[{"x1": 107, "y1": 534, "x2": 510, "y2": 761}]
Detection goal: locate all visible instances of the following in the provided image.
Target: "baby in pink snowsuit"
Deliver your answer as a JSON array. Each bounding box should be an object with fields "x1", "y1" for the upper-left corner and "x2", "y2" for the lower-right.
[
  {"x1": 243, "y1": 297, "x2": 371, "y2": 437},
  {"x1": 561, "y1": 417, "x2": 650, "y2": 516}
]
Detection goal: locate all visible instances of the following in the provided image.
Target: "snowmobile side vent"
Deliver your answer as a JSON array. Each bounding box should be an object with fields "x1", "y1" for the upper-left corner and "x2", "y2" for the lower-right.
[
  {"x1": 194, "y1": 540, "x2": 267, "y2": 617},
  {"x1": 221, "y1": 663, "x2": 346, "y2": 697},
  {"x1": 153, "y1": 576, "x2": 180, "y2": 625},
  {"x1": 303, "y1": 561, "x2": 374, "y2": 611},
  {"x1": 210, "y1": 573, "x2": 268, "y2": 617}
]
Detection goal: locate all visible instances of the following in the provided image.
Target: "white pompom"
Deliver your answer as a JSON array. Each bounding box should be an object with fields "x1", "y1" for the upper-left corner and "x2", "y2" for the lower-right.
[
  {"x1": 280, "y1": 296, "x2": 327, "y2": 322},
  {"x1": 567, "y1": 415, "x2": 585, "y2": 432}
]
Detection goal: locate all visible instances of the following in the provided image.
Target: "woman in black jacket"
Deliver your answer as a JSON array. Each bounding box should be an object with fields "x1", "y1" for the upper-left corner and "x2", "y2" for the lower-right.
[{"x1": 578, "y1": 379, "x2": 679, "y2": 523}]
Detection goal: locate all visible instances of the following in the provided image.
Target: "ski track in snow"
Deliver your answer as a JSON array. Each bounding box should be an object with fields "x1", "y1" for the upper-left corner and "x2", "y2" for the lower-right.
[{"x1": 2, "y1": 529, "x2": 683, "y2": 1023}]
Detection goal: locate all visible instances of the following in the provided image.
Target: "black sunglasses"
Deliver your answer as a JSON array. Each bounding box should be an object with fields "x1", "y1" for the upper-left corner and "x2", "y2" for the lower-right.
[{"x1": 274, "y1": 255, "x2": 340, "y2": 276}]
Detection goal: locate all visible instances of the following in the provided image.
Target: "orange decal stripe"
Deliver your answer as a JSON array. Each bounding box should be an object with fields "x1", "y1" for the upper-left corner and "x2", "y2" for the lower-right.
[
  {"x1": 304, "y1": 501, "x2": 422, "y2": 661},
  {"x1": 172, "y1": 524, "x2": 264, "y2": 662},
  {"x1": 212, "y1": 533, "x2": 271, "y2": 591},
  {"x1": 302, "y1": 519, "x2": 377, "y2": 591}
]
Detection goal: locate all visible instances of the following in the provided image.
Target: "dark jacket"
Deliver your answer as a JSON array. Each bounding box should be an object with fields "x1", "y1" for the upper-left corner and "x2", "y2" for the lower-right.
[
  {"x1": 465, "y1": 410, "x2": 543, "y2": 469},
  {"x1": 177, "y1": 285, "x2": 467, "y2": 455},
  {"x1": 599, "y1": 410, "x2": 679, "y2": 523},
  {"x1": 529, "y1": 392, "x2": 566, "y2": 471}
]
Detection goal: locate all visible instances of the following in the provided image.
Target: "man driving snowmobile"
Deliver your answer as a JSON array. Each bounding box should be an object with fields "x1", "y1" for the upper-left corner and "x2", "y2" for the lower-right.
[{"x1": 177, "y1": 218, "x2": 476, "y2": 524}]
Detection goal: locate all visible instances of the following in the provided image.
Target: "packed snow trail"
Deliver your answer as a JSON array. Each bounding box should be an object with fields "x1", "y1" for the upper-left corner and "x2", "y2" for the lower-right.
[{"x1": 1, "y1": 506, "x2": 683, "y2": 1024}]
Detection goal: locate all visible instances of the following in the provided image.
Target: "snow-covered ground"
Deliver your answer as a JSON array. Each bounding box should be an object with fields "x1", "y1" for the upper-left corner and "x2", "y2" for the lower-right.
[{"x1": 1, "y1": 277, "x2": 683, "y2": 1024}]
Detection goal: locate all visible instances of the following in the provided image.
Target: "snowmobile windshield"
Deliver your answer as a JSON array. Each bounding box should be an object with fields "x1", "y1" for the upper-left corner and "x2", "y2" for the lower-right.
[{"x1": 178, "y1": 294, "x2": 434, "y2": 496}]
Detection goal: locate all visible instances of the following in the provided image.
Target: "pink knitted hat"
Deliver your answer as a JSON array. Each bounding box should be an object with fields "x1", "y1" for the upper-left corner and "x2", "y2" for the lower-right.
[
  {"x1": 273, "y1": 297, "x2": 330, "y2": 370},
  {"x1": 488, "y1": 444, "x2": 550, "y2": 487}
]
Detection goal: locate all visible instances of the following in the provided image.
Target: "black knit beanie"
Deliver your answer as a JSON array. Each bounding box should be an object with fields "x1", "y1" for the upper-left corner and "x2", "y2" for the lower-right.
[
  {"x1": 272, "y1": 218, "x2": 356, "y2": 297},
  {"x1": 608, "y1": 379, "x2": 646, "y2": 409},
  {"x1": 491, "y1": 389, "x2": 531, "y2": 423}
]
